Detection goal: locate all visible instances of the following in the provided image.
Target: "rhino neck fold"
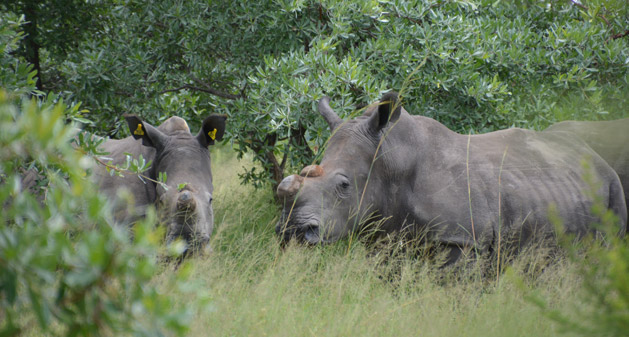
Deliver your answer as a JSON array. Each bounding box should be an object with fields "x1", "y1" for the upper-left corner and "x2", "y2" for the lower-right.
[{"x1": 366, "y1": 113, "x2": 466, "y2": 230}]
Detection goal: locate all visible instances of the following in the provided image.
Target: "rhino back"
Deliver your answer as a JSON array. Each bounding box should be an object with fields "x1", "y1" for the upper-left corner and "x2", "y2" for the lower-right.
[
  {"x1": 545, "y1": 119, "x2": 629, "y2": 214},
  {"x1": 546, "y1": 119, "x2": 628, "y2": 173},
  {"x1": 384, "y1": 117, "x2": 625, "y2": 248}
]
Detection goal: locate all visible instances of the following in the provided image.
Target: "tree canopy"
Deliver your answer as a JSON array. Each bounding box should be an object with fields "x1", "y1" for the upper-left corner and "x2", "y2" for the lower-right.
[{"x1": 31, "y1": 0, "x2": 626, "y2": 189}]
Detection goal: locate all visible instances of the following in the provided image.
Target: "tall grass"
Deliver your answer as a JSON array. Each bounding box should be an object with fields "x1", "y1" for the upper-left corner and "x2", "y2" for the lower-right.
[{"x1": 150, "y1": 146, "x2": 592, "y2": 337}]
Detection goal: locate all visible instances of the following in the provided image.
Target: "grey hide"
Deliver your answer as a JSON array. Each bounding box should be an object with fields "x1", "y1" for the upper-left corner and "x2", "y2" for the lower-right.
[
  {"x1": 276, "y1": 92, "x2": 627, "y2": 262},
  {"x1": 95, "y1": 115, "x2": 226, "y2": 255},
  {"x1": 544, "y1": 118, "x2": 629, "y2": 216}
]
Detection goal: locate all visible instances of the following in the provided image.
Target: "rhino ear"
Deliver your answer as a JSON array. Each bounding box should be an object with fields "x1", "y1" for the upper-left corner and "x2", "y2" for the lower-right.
[
  {"x1": 197, "y1": 114, "x2": 227, "y2": 147},
  {"x1": 368, "y1": 91, "x2": 402, "y2": 132},
  {"x1": 318, "y1": 96, "x2": 342, "y2": 131},
  {"x1": 124, "y1": 115, "x2": 168, "y2": 150}
]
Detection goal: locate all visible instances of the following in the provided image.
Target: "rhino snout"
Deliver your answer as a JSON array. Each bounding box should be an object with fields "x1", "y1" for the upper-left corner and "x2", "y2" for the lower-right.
[
  {"x1": 277, "y1": 175, "x2": 304, "y2": 198},
  {"x1": 276, "y1": 216, "x2": 323, "y2": 245}
]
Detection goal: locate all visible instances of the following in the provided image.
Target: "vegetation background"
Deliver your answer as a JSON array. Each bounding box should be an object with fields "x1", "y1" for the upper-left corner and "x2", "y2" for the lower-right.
[{"x1": 1, "y1": 0, "x2": 628, "y2": 336}]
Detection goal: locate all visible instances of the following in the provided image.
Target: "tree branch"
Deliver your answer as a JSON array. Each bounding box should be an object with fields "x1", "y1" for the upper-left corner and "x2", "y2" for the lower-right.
[
  {"x1": 159, "y1": 84, "x2": 242, "y2": 100},
  {"x1": 611, "y1": 30, "x2": 629, "y2": 40},
  {"x1": 115, "y1": 91, "x2": 133, "y2": 97},
  {"x1": 569, "y1": 1, "x2": 628, "y2": 42},
  {"x1": 280, "y1": 149, "x2": 289, "y2": 173},
  {"x1": 77, "y1": 147, "x2": 168, "y2": 189}
]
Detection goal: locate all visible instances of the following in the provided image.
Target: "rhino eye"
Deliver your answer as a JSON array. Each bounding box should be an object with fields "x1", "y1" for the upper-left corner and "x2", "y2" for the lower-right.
[{"x1": 336, "y1": 175, "x2": 351, "y2": 197}]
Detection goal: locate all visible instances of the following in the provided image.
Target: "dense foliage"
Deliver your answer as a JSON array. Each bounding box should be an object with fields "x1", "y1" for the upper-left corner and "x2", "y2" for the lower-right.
[
  {"x1": 0, "y1": 13, "x2": 37, "y2": 96},
  {"x1": 1, "y1": 0, "x2": 109, "y2": 90},
  {"x1": 33, "y1": 0, "x2": 629, "y2": 188}
]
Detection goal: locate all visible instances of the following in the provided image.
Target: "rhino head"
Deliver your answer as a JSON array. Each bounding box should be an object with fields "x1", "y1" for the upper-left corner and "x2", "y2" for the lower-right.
[
  {"x1": 276, "y1": 92, "x2": 402, "y2": 244},
  {"x1": 124, "y1": 114, "x2": 226, "y2": 254}
]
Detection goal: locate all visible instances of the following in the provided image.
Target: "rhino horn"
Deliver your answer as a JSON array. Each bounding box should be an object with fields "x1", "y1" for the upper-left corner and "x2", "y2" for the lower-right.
[
  {"x1": 177, "y1": 190, "x2": 196, "y2": 210},
  {"x1": 277, "y1": 175, "x2": 304, "y2": 198},
  {"x1": 300, "y1": 165, "x2": 323, "y2": 178},
  {"x1": 318, "y1": 96, "x2": 342, "y2": 131}
]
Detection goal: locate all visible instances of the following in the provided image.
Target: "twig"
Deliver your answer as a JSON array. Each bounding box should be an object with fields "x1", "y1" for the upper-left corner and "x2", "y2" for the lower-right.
[
  {"x1": 114, "y1": 91, "x2": 133, "y2": 97},
  {"x1": 570, "y1": 0, "x2": 628, "y2": 42},
  {"x1": 611, "y1": 30, "x2": 629, "y2": 40},
  {"x1": 77, "y1": 148, "x2": 167, "y2": 188},
  {"x1": 159, "y1": 84, "x2": 241, "y2": 100}
]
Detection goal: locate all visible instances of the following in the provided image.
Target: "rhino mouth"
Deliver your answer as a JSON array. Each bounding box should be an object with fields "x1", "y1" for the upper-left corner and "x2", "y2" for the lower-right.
[
  {"x1": 163, "y1": 207, "x2": 211, "y2": 257},
  {"x1": 166, "y1": 229, "x2": 210, "y2": 257},
  {"x1": 276, "y1": 218, "x2": 325, "y2": 245}
]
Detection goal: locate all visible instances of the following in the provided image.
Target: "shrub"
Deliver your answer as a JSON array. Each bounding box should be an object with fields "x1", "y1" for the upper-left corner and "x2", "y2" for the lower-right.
[{"x1": 0, "y1": 92, "x2": 207, "y2": 336}]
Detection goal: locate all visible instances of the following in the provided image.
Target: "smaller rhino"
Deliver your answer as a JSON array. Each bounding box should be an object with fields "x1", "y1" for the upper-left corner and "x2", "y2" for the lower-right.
[{"x1": 95, "y1": 115, "x2": 226, "y2": 255}]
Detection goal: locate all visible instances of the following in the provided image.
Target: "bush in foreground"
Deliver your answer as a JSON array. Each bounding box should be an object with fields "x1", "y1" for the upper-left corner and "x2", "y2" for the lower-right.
[{"x1": 0, "y1": 92, "x2": 207, "y2": 336}]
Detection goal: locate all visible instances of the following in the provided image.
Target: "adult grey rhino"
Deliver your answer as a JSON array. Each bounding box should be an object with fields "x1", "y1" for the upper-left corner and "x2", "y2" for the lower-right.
[
  {"x1": 544, "y1": 118, "x2": 629, "y2": 216},
  {"x1": 95, "y1": 114, "x2": 226, "y2": 255},
  {"x1": 276, "y1": 92, "x2": 627, "y2": 262}
]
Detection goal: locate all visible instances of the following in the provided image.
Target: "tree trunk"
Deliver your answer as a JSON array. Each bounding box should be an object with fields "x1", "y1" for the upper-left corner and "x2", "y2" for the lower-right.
[
  {"x1": 291, "y1": 123, "x2": 314, "y2": 160},
  {"x1": 251, "y1": 125, "x2": 314, "y2": 200},
  {"x1": 250, "y1": 132, "x2": 284, "y2": 195},
  {"x1": 23, "y1": 1, "x2": 43, "y2": 91}
]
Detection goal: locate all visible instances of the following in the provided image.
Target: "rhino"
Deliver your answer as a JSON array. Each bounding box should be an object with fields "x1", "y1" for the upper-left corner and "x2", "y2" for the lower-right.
[
  {"x1": 544, "y1": 118, "x2": 629, "y2": 216},
  {"x1": 276, "y1": 92, "x2": 627, "y2": 262},
  {"x1": 95, "y1": 114, "x2": 226, "y2": 255}
]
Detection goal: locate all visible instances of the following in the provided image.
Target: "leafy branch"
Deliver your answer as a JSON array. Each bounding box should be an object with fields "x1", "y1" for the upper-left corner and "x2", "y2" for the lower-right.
[
  {"x1": 569, "y1": 0, "x2": 629, "y2": 41},
  {"x1": 89, "y1": 153, "x2": 169, "y2": 190},
  {"x1": 73, "y1": 133, "x2": 169, "y2": 189},
  {"x1": 159, "y1": 82, "x2": 244, "y2": 100},
  {"x1": 570, "y1": 0, "x2": 610, "y2": 27}
]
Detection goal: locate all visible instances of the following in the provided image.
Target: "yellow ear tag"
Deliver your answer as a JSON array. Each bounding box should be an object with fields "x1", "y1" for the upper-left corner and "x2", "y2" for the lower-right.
[
  {"x1": 208, "y1": 128, "x2": 217, "y2": 140},
  {"x1": 134, "y1": 124, "x2": 144, "y2": 136}
]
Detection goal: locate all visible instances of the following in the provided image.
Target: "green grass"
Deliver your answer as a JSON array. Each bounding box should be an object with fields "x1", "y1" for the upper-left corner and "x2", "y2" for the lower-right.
[{"x1": 153, "y1": 145, "x2": 588, "y2": 337}]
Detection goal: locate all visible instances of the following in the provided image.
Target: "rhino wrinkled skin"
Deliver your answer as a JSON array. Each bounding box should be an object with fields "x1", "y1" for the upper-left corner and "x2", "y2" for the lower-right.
[
  {"x1": 95, "y1": 115, "x2": 226, "y2": 255},
  {"x1": 276, "y1": 92, "x2": 627, "y2": 262}
]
